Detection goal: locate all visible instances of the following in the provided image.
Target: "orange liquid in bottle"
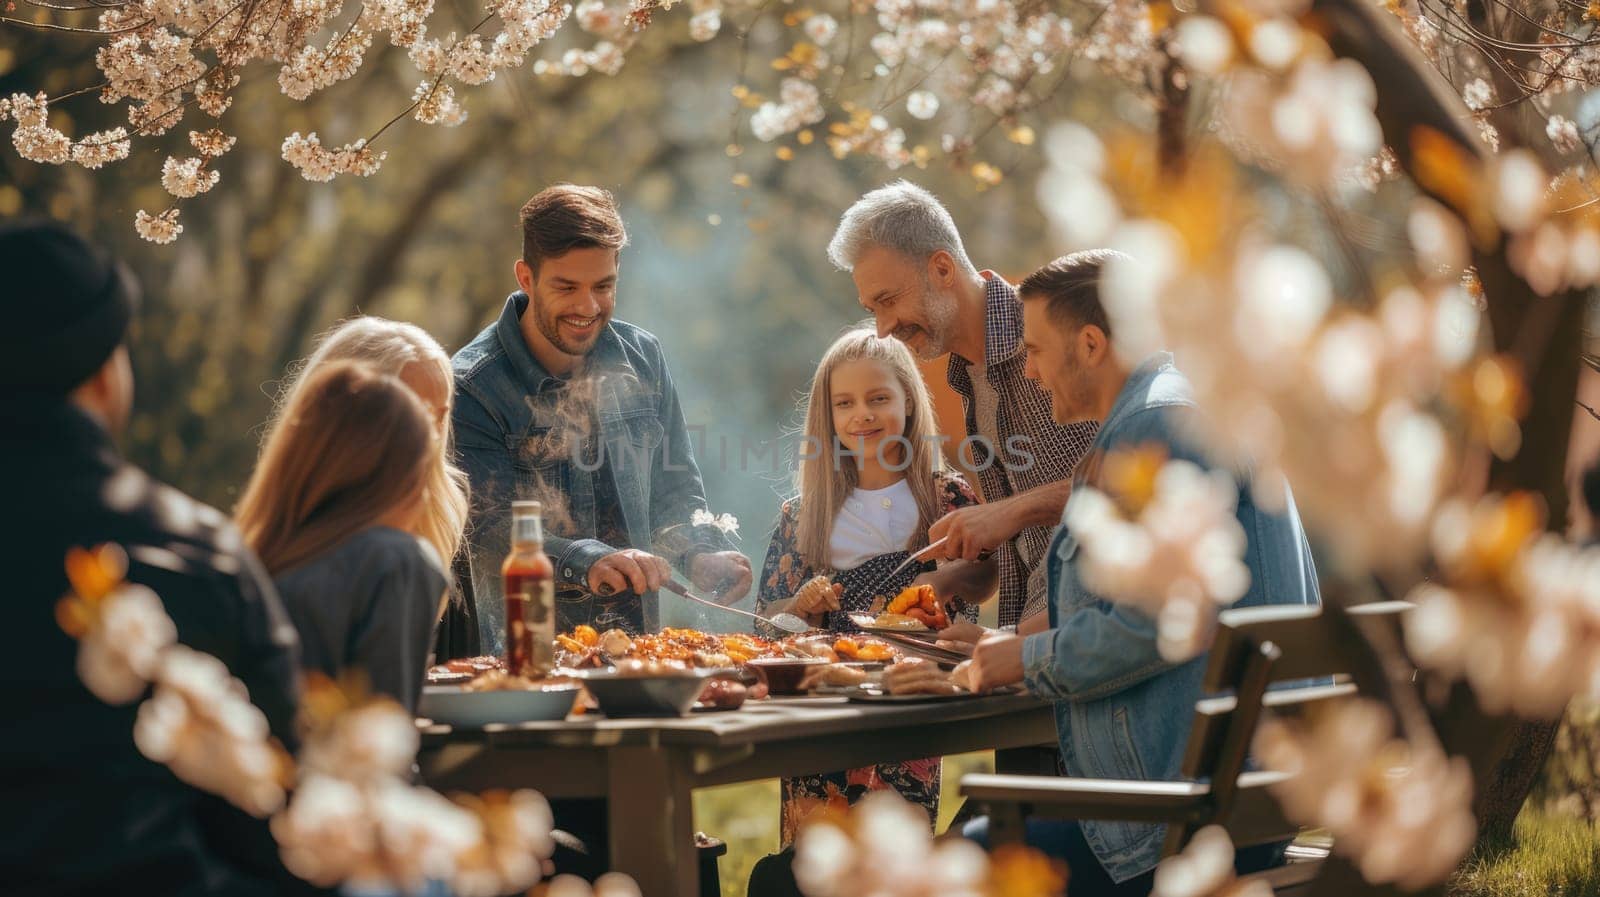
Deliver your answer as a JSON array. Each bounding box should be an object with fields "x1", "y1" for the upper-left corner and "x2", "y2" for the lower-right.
[{"x1": 503, "y1": 501, "x2": 555, "y2": 677}]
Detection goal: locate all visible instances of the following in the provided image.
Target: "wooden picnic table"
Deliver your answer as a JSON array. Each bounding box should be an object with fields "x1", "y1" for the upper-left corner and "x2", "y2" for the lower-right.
[{"x1": 418, "y1": 692, "x2": 1055, "y2": 896}]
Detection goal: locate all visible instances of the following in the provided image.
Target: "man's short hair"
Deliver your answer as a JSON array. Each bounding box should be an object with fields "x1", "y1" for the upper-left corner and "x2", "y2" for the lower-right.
[
  {"x1": 827, "y1": 180, "x2": 977, "y2": 273},
  {"x1": 1018, "y1": 250, "x2": 1127, "y2": 337},
  {"x1": 520, "y1": 184, "x2": 628, "y2": 274}
]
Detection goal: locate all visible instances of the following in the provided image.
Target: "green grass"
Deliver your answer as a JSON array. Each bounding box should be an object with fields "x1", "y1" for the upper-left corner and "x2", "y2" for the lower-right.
[
  {"x1": 693, "y1": 751, "x2": 996, "y2": 897},
  {"x1": 1451, "y1": 811, "x2": 1600, "y2": 897}
]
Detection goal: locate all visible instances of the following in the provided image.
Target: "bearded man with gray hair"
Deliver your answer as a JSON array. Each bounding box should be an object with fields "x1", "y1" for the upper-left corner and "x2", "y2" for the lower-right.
[{"x1": 829, "y1": 181, "x2": 1098, "y2": 633}]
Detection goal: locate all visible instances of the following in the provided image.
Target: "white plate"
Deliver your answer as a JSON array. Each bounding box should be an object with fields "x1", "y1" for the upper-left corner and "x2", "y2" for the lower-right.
[{"x1": 417, "y1": 684, "x2": 578, "y2": 727}]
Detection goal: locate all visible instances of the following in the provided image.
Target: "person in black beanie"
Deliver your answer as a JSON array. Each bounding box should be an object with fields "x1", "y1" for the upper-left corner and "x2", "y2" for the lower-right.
[{"x1": 0, "y1": 220, "x2": 318, "y2": 896}]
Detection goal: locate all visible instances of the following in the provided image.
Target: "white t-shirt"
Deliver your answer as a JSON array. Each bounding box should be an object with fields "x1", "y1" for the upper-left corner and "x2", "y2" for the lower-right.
[{"x1": 829, "y1": 479, "x2": 919, "y2": 570}]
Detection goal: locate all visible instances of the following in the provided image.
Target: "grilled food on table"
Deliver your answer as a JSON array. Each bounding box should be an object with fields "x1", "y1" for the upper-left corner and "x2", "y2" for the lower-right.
[
  {"x1": 463, "y1": 669, "x2": 581, "y2": 692},
  {"x1": 798, "y1": 663, "x2": 871, "y2": 690},
  {"x1": 426, "y1": 655, "x2": 504, "y2": 684},
  {"x1": 872, "y1": 584, "x2": 950, "y2": 631},
  {"x1": 557, "y1": 626, "x2": 787, "y2": 669}
]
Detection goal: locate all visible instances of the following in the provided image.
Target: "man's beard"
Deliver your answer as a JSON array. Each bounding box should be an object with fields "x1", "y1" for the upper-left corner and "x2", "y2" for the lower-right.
[
  {"x1": 900, "y1": 282, "x2": 958, "y2": 361},
  {"x1": 1054, "y1": 354, "x2": 1098, "y2": 424},
  {"x1": 532, "y1": 289, "x2": 607, "y2": 357}
]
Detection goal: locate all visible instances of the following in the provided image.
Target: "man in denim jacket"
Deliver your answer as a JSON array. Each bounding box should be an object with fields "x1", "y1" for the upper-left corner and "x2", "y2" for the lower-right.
[
  {"x1": 964, "y1": 251, "x2": 1320, "y2": 894},
  {"x1": 452, "y1": 185, "x2": 751, "y2": 653}
]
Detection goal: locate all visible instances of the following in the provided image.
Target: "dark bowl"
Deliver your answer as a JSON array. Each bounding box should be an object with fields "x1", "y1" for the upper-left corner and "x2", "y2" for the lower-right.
[
  {"x1": 745, "y1": 657, "x2": 831, "y2": 696},
  {"x1": 576, "y1": 668, "x2": 717, "y2": 718}
]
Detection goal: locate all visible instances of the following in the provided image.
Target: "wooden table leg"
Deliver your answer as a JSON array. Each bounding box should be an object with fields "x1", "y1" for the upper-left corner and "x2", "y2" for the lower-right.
[{"x1": 607, "y1": 745, "x2": 699, "y2": 897}]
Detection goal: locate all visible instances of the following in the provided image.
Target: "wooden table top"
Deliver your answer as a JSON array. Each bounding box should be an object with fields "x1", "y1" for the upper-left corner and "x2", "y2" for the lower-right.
[{"x1": 418, "y1": 691, "x2": 1050, "y2": 750}]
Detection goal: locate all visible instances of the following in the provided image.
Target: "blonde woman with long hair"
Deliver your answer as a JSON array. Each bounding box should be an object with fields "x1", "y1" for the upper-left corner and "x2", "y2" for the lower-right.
[
  {"x1": 269, "y1": 316, "x2": 470, "y2": 567},
  {"x1": 236, "y1": 361, "x2": 450, "y2": 713},
  {"x1": 755, "y1": 325, "x2": 996, "y2": 844}
]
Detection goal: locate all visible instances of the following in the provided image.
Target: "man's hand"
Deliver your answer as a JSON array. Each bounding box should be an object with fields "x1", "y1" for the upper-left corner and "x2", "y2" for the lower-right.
[
  {"x1": 968, "y1": 633, "x2": 1026, "y2": 691},
  {"x1": 933, "y1": 621, "x2": 989, "y2": 656},
  {"x1": 689, "y1": 551, "x2": 754, "y2": 602},
  {"x1": 588, "y1": 549, "x2": 672, "y2": 596},
  {"x1": 928, "y1": 503, "x2": 1022, "y2": 561}
]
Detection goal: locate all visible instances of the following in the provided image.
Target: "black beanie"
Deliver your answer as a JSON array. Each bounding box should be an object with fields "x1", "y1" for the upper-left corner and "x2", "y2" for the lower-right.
[{"x1": 0, "y1": 219, "x2": 139, "y2": 395}]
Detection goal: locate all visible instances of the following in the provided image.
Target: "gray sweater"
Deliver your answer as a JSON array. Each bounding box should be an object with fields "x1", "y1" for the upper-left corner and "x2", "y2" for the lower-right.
[{"x1": 274, "y1": 526, "x2": 447, "y2": 713}]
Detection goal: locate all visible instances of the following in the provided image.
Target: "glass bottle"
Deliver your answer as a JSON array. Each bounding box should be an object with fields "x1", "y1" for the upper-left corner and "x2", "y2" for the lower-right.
[{"x1": 503, "y1": 500, "x2": 555, "y2": 677}]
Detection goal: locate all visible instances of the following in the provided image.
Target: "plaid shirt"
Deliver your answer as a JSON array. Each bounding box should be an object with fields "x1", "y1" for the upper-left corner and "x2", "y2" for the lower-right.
[{"x1": 946, "y1": 274, "x2": 1098, "y2": 626}]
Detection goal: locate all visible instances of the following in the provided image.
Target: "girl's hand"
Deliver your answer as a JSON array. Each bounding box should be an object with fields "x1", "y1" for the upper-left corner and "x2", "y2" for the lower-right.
[{"x1": 793, "y1": 576, "x2": 843, "y2": 617}]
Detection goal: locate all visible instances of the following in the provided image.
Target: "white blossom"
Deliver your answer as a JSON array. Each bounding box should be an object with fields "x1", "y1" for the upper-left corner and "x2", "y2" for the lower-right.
[
  {"x1": 689, "y1": 8, "x2": 722, "y2": 41},
  {"x1": 134, "y1": 645, "x2": 288, "y2": 817},
  {"x1": 1461, "y1": 77, "x2": 1493, "y2": 111},
  {"x1": 134, "y1": 208, "x2": 184, "y2": 244},
  {"x1": 1066, "y1": 457, "x2": 1251, "y2": 661},
  {"x1": 1546, "y1": 115, "x2": 1582, "y2": 154},
  {"x1": 1256, "y1": 700, "x2": 1475, "y2": 890},
  {"x1": 76, "y1": 584, "x2": 177, "y2": 704},
  {"x1": 70, "y1": 129, "x2": 132, "y2": 169},
  {"x1": 1153, "y1": 826, "x2": 1274, "y2": 897},
  {"x1": 906, "y1": 90, "x2": 940, "y2": 120},
  {"x1": 804, "y1": 13, "x2": 839, "y2": 46},
  {"x1": 794, "y1": 791, "x2": 990, "y2": 897},
  {"x1": 160, "y1": 156, "x2": 220, "y2": 198}
]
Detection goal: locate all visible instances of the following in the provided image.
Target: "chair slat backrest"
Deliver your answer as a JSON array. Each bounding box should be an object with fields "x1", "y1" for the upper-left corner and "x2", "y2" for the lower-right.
[
  {"x1": 1202, "y1": 601, "x2": 1412, "y2": 693},
  {"x1": 1161, "y1": 601, "x2": 1413, "y2": 859},
  {"x1": 1180, "y1": 682, "x2": 1357, "y2": 779}
]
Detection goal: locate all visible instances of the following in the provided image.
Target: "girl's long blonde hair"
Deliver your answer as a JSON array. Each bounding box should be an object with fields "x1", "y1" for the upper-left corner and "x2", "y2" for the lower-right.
[
  {"x1": 248, "y1": 316, "x2": 470, "y2": 569},
  {"x1": 236, "y1": 362, "x2": 438, "y2": 574},
  {"x1": 794, "y1": 325, "x2": 945, "y2": 571}
]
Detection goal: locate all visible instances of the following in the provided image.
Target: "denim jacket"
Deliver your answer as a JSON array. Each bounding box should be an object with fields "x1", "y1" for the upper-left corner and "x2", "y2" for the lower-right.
[
  {"x1": 1020, "y1": 353, "x2": 1321, "y2": 882},
  {"x1": 452, "y1": 294, "x2": 734, "y2": 651}
]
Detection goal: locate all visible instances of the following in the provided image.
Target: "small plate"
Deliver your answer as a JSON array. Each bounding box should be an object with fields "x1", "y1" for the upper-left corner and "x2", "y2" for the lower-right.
[{"x1": 847, "y1": 613, "x2": 942, "y2": 640}]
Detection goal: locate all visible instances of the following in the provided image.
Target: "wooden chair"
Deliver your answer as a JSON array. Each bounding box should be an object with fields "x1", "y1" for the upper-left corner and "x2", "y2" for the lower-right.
[{"x1": 960, "y1": 601, "x2": 1413, "y2": 895}]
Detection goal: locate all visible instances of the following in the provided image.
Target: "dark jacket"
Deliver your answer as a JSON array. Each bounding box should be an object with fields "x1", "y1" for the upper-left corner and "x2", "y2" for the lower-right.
[
  {"x1": 1, "y1": 397, "x2": 307, "y2": 897},
  {"x1": 275, "y1": 526, "x2": 448, "y2": 714}
]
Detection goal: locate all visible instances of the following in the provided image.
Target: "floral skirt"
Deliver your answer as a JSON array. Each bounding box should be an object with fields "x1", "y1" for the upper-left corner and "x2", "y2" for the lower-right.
[{"x1": 779, "y1": 757, "x2": 941, "y2": 847}]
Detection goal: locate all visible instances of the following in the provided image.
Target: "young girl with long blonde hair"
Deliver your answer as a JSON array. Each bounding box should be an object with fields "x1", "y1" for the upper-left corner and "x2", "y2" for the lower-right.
[{"x1": 757, "y1": 325, "x2": 995, "y2": 843}]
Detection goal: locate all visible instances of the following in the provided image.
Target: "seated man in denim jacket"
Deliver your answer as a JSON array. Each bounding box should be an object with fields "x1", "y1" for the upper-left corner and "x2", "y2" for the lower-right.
[{"x1": 963, "y1": 251, "x2": 1321, "y2": 896}]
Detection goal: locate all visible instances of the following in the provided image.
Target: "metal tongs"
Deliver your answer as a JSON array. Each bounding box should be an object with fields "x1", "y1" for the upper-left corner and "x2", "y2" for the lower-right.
[{"x1": 660, "y1": 579, "x2": 811, "y2": 634}]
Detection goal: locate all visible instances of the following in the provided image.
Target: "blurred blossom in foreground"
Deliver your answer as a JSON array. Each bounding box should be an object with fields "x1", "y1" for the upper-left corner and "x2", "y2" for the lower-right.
[
  {"x1": 793, "y1": 791, "x2": 1065, "y2": 897},
  {"x1": 299, "y1": 688, "x2": 421, "y2": 785},
  {"x1": 58, "y1": 546, "x2": 571, "y2": 896},
  {"x1": 1152, "y1": 826, "x2": 1273, "y2": 897},
  {"x1": 1039, "y1": 124, "x2": 1489, "y2": 570},
  {"x1": 73, "y1": 583, "x2": 177, "y2": 704},
  {"x1": 1065, "y1": 449, "x2": 1250, "y2": 661},
  {"x1": 536, "y1": 871, "x2": 646, "y2": 897},
  {"x1": 57, "y1": 544, "x2": 175, "y2": 704},
  {"x1": 1405, "y1": 493, "x2": 1600, "y2": 718},
  {"x1": 135, "y1": 645, "x2": 291, "y2": 817},
  {"x1": 1255, "y1": 699, "x2": 1474, "y2": 890}
]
